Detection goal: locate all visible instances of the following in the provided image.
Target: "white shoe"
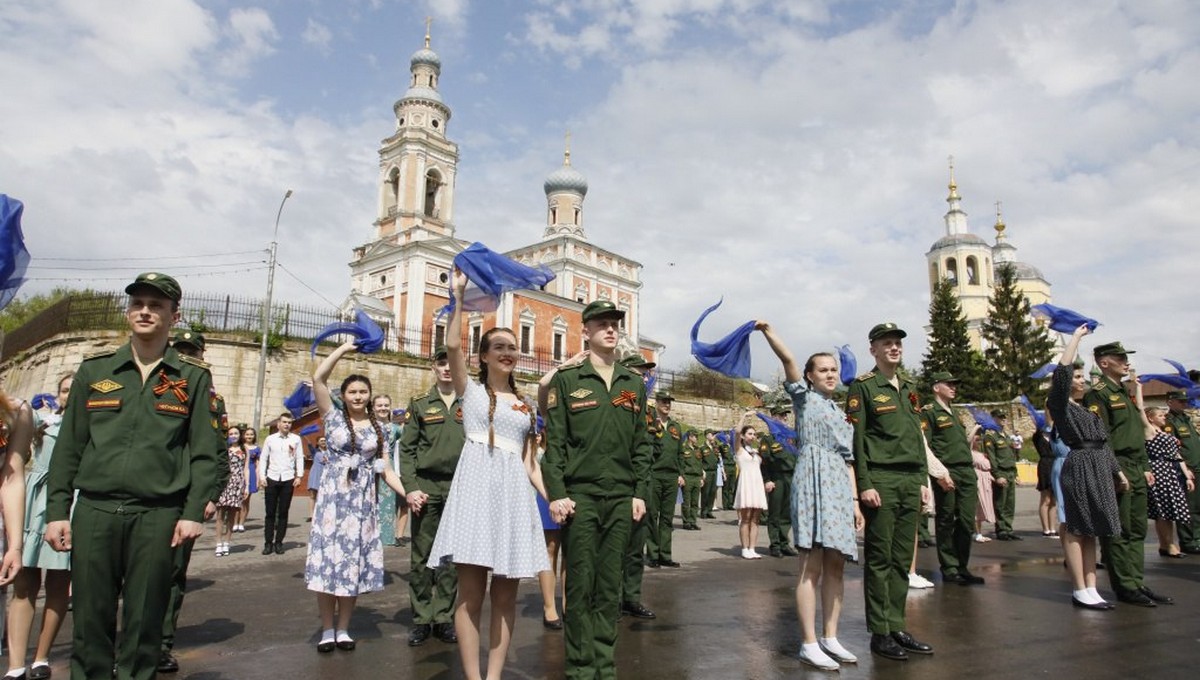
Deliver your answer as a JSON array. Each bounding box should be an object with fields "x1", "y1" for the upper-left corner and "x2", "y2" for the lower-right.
[
  {"x1": 223, "y1": 543, "x2": 231, "y2": 556},
  {"x1": 749, "y1": 550, "x2": 763, "y2": 559},
  {"x1": 798, "y1": 644, "x2": 840, "y2": 671},
  {"x1": 215, "y1": 544, "x2": 223, "y2": 557},
  {"x1": 974, "y1": 533, "x2": 992, "y2": 543},
  {"x1": 908, "y1": 573, "x2": 935, "y2": 589},
  {"x1": 819, "y1": 638, "x2": 858, "y2": 664},
  {"x1": 741, "y1": 548, "x2": 754, "y2": 559}
]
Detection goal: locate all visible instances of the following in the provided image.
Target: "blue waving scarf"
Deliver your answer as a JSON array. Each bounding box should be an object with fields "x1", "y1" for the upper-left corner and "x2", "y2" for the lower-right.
[
  {"x1": 715, "y1": 429, "x2": 732, "y2": 446},
  {"x1": 1030, "y1": 303, "x2": 1099, "y2": 334},
  {"x1": 836, "y1": 344, "x2": 857, "y2": 386},
  {"x1": 0, "y1": 194, "x2": 31, "y2": 312},
  {"x1": 297, "y1": 423, "x2": 321, "y2": 437},
  {"x1": 689, "y1": 299, "x2": 756, "y2": 378},
  {"x1": 1018, "y1": 394, "x2": 1046, "y2": 431},
  {"x1": 755, "y1": 413, "x2": 798, "y2": 456},
  {"x1": 644, "y1": 369, "x2": 658, "y2": 395},
  {"x1": 310, "y1": 309, "x2": 385, "y2": 356},
  {"x1": 31, "y1": 393, "x2": 58, "y2": 411},
  {"x1": 965, "y1": 405, "x2": 1002, "y2": 432},
  {"x1": 1138, "y1": 373, "x2": 1196, "y2": 389},
  {"x1": 1029, "y1": 362, "x2": 1056, "y2": 379},
  {"x1": 440, "y1": 241, "x2": 556, "y2": 317},
  {"x1": 283, "y1": 381, "x2": 316, "y2": 418}
]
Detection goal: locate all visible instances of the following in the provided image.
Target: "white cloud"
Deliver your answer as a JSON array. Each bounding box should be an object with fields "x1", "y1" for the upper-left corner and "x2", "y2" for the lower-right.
[
  {"x1": 302, "y1": 18, "x2": 334, "y2": 54},
  {"x1": 219, "y1": 7, "x2": 280, "y2": 75}
]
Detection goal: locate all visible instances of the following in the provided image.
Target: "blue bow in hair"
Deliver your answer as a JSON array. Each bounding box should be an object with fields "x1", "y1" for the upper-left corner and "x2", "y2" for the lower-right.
[{"x1": 31, "y1": 393, "x2": 58, "y2": 411}]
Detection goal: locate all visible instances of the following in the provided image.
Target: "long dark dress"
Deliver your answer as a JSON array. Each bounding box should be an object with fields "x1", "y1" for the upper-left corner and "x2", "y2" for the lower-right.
[
  {"x1": 1146, "y1": 432, "x2": 1190, "y2": 522},
  {"x1": 1046, "y1": 364, "x2": 1122, "y2": 537}
]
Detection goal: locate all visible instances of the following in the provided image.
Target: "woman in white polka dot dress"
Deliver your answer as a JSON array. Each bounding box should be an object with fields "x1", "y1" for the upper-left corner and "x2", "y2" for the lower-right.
[{"x1": 428, "y1": 268, "x2": 549, "y2": 680}]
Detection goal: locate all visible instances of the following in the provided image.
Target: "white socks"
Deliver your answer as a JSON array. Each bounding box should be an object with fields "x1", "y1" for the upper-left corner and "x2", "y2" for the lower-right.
[
  {"x1": 320, "y1": 628, "x2": 336, "y2": 644},
  {"x1": 798, "y1": 642, "x2": 838, "y2": 670},
  {"x1": 819, "y1": 637, "x2": 858, "y2": 663},
  {"x1": 1087, "y1": 587, "x2": 1107, "y2": 603},
  {"x1": 1074, "y1": 588, "x2": 1102, "y2": 604}
]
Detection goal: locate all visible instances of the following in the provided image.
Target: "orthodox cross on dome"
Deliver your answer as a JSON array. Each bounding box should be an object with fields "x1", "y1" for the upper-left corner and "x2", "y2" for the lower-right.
[
  {"x1": 564, "y1": 130, "x2": 572, "y2": 165},
  {"x1": 425, "y1": 16, "x2": 432, "y2": 47},
  {"x1": 994, "y1": 200, "x2": 1006, "y2": 235}
]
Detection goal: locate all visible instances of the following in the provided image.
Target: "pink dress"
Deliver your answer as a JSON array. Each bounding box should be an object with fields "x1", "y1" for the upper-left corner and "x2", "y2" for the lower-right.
[
  {"x1": 733, "y1": 447, "x2": 768, "y2": 510},
  {"x1": 973, "y1": 451, "x2": 996, "y2": 525}
]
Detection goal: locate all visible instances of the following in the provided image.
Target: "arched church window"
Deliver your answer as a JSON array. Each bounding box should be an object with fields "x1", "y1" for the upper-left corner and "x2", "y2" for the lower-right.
[
  {"x1": 432, "y1": 119, "x2": 439, "y2": 129},
  {"x1": 384, "y1": 167, "x2": 399, "y2": 213},
  {"x1": 573, "y1": 208, "x2": 580, "y2": 225},
  {"x1": 551, "y1": 207, "x2": 558, "y2": 224},
  {"x1": 929, "y1": 262, "x2": 939, "y2": 289},
  {"x1": 424, "y1": 169, "x2": 442, "y2": 217},
  {"x1": 966, "y1": 256, "x2": 979, "y2": 285},
  {"x1": 945, "y1": 257, "x2": 958, "y2": 283},
  {"x1": 428, "y1": 75, "x2": 434, "y2": 86}
]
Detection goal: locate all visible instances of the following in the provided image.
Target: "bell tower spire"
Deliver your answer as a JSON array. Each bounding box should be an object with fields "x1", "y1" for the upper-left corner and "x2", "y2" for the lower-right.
[
  {"x1": 943, "y1": 155, "x2": 968, "y2": 236},
  {"x1": 543, "y1": 132, "x2": 589, "y2": 240}
]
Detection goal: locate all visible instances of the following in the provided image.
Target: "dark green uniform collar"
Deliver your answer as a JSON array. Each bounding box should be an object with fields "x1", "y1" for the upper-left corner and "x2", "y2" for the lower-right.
[{"x1": 111, "y1": 343, "x2": 184, "y2": 372}]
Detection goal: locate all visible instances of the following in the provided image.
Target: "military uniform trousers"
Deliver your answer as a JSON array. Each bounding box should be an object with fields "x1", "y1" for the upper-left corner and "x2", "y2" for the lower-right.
[
  {"x1": 71, "y1": 499, "x2": 181, "y2": 680},
  {"x1": 1100, "y1": 458, "x2": 1149, "y2": 593},
  {"x1": 160, "y1": 536, "x2": 197, "y2": 652},
  {"x1": 722, "y1": 467, "x2": 736, "y2": 510},
  {"x1": 645, "y1": 476, "x2": 678, "y2": 561},
  {"x1": 700, "y1": 473, "x2": 718, "y2": 518},
  {"x1": 766, "y1": 474, "x2": 793, "y2": 551},
  {"x1": 861, "y1": 469, "x2": 923, "y2": 635},
  {"x1": 1176, "y1": 464, "x2": 1200, "y2": 551},
  {"x1": 681, "y1": 475, "x2": 703, "y2": 527},
  {"x1": 934, "y1": 465, "x2": 979, "y2": 576},
  {"x1": 409, "y1": 491, "x2": 458, "y2": 625},
  {"x1": 621, "y1": 516, "x2": 647, "y2": 604},
  {"x1": 562, "y1": 494, "x2": 632, "y2": 680},
  {"x1": 991, "y1": 468, "x2": 1017, "y2": 534}
]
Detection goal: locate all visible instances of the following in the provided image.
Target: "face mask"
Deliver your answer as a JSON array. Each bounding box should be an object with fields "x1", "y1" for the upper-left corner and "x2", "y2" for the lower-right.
[{"x1": 228, "y1": 434, "x2": 239, "y2": 444}]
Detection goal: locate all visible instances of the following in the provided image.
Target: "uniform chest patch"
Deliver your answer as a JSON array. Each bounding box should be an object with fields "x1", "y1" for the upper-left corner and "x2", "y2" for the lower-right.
[
  {"x1": 569, "y1": 399, "x2": 598, "y2": 411},
  {"x1": 87, "y1": 398, "x2": 121, "y2": 410},
  {"x1": 570, "y1": 388, "x2": 593, "y2": 399},
  {"x1": 90, "y1": 379, "x2": 123, "y2": 394},
  {"x1": 874, "y1": 404, "x2": 898, "y2": 414},
  {"x1": 873, "y1": 394, "x2": 892, "y2": 404},
  {"x1": 428, "y1": 406, "x2": 443, "y2": 415},
  {"x1": 156, "y1": 402, "x2": 188, "y2": 416}
]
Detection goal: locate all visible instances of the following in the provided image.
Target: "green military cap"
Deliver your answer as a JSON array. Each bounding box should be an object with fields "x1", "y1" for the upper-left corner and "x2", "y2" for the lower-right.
[
  {"x1": 768, "y1": 402, "x2": 789, "y2": 415},
  {"x1": 654, "y1": 389, "x2": 674, "y2": 402},
  {"x1": 581, "y1": 300, "x2": 625, "y2": 323},
  {"x1": 619, "y1": 353, "x2": 657, "y2": 370},
  {"x1": 868, "y1": 322, "x2": 907, "y2": 341},
  {"x1": 990, "y1": 409, "x2": 1007, "y2": 420},
  {"x1": 125, "y1": 272, "x2": 182, "y2": 302},
  {"x1": 685, "y1": 430, "x2": 698, "y2": 439},
  {"x1": 433, "y1": 345, "x2": 449, "y2": 361},
  {"x1": 1166, "y1": 390, "x2": 1189, "y2": 401},
  {"x1": 1093, "y1": 341, "x2": 1134, "y2": 358},
  {"x1": 172, "y1": 329, "x2": 206, "y2": 351},
  {"x1": 929, "y1": 371, "x2": 959, "y2": 384}
]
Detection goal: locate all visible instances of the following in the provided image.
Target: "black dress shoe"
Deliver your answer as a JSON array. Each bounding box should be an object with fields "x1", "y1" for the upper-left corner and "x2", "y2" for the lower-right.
[
  {"x1": 262, "y1": 544, "x2": 274, "y2": 555},
  {"x1": 891, "y1": 631, "x2": 933, "y2": 654},
  {"x1": 780, "y1": 546, "x2": 800, "y2": 557},
  {"x1": 408, "y1": 624, "x2": 432, "y2": 646},
  {"x1": 1181, "y1": 546, "x2": 1200, "y2": 555},
  {"x1": 1115, "y1": 589, "x2": 1156, "y2": 607},
  {"x1": 433, "y1": 622, "x2": 458, "y2": 643},
  {"x1": 157, "y1": 651, "x2": 179, "y2": 673},
  {"x1": 660, "y1": 560, "x2": 681, "y2": 568},
  {"x1": 994, "y1": 533, "x2": 1011, "y2": 541},
  {"x1": 1072, "y1": 597, "x2": 1114, "y2": 611},
  {"x1": 1139, "y1": 586, "x2": 1174, "y2": 605},
  {"x1": 869, "y1": 633, "x2": 908, "y2": 661},
  {"x1": 336, "y1": 637, "x2": 356, "y2": 651},
  {"x1": 317, "y1": 639, "x2": 336, "y2": 653},
  {"x1": 769, "y1": 547, "x2": 783, "y2": 558},
  {"x1": 28, "y1": 664, "x2": 51, "y2": 680},
  {"x1": 1006, "y1": 533, "x2": 1024, "y2": 541},
  {"x1": 647, "y1": 560, "x2": 660, "y2": 568},
  {"x1": 543, "y1": 615, "x2": 564, "y2": 630},
  {"x1": 943, "y1": 572, "x2": 966, "y2": 585},
  {"x1": 274, "y1": 542, "x2": 284, "y2": 554},
  {"x1": 959, "y1": 571, "x2": 985, "y2": 585},
  {"x1": 621, "y1": 601, "x2": 657, "y2": 619},
  {"x1": 1157, "y1": 549, "x2": 1185, "y2": 558}
]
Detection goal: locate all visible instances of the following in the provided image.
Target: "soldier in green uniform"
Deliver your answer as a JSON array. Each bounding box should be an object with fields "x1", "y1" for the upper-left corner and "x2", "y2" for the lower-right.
[
  {"x1": 1165, "y1": 390, "x2": 1200, "y2": 554},
  {"x1": 761, "y1": 404, "x2": 799, "y2": 557},
  {"x1": 399, "y1": 346, "x2": 463, "y2": 646},
  {"x1": 614, "y1": 353, "x2": 657, "y2": 620},
  {"x1": 158, "y1": 330, "x2": 230, "y2": 674},
  {"x1": 719, "y1": 432, "x2": 736, "y2": 510},
  {"x1": 45, "y1": 273, "x2": 222, "y2": 680},
  {"x1": 543, "y1": 300, "x2": 652, "y2": 680},
  {"x1": 644, "y1": 390, "x2": 684, "y2": 568},
  {"x1": 1085, "y1": 341, "x2": 1172, "y2": 606},
  {"x1": 920, "y1": 372, "x2": 983, "y2": 585},
  {"x1": 679, "y1": 431, "x2": 704, "y2": 530},
  {"x1": 700, "y1": 430, "x2": 720, "y2": 519},
  {"x1": 983, "y1": 411, "x2": 1021, "y2": 541},
  {"x1": 846, "y1": 322, "x2": 933, "y2": 661}
]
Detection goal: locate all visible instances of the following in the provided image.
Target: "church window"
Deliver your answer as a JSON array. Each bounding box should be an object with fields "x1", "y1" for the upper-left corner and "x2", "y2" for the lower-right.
[
  {"x1": 398, "y1": 117, "x2": 405, "y2": 126},
  {"x1": 945, "y1": 257, "x2": 958, "y2": 283},
  {"x1": 433, "y1": 323, "x2": 446, "y2": 352},
  {"x1": 551, "y1": 207, "x2": 558, "y2": 224},
  {"x1": 432, "y1": 119, "x2": 439, "y2": 129},
  {"x1": 573, "y1": 208, "x2": 580, "y2": 225},
  {"x1": 428, "y1": 75, "x2": 434, "y2": 86},
  {"x1": 384, "y1": 167, "x2": 400, "y2": 213},
  {"x1": 966, "y1": 256, "x2": 979, "y2": 285},
  {"x1": 553, "y1": 332, "x2": 564, "y2": 362},
  {"x1": 470, "y1": 323, "x2": 482, "y2": 355},
  {"x1": 424, "y1": 169, "x2": 442, "y2": 217},
  {"x1": 520, "y1": 324, "x2": 533, "y2": 355}
]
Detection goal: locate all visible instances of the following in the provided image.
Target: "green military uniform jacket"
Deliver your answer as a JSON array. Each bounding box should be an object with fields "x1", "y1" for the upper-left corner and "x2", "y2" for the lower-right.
[
  {"x1": 680, "y1": 441, "x2": 704, "y2": 478},
  {"x1": 543, "y1": 360, "x2": 653, "y2": 501},
  {"x1": 758, "y1": 432, "x2": 792, "y2": 484},
  {"x1": 701, "y1": 441, "x2": 721, "y2": 476},
  {"x1": 982, "y1": 429, "x2": 1016, "y2": 473},
  {"x1": 921, "y1": 402, "x2": 972, "y2": 467},
  {"x1": 1165, "y1": 410, "x2": 1199, "y2": 469},
  {"x1": 398, "y1": 386, "x2": 466, "y2": 495},
  {"x1": 47, "y1": 343, "x2": 223, "y2": 523},
  {"x1": 649, "y1": 415, "x2": 684, "y2": 481},
  {"x1": 1083, "y1": 376, "x2": 1148, "y2": 466},
  {"x1": 846, "y1": 368, "x2": 927, "y2": 494},
  {"x1": 207, "y1": 390, "x2": 231, "y2": 504}
]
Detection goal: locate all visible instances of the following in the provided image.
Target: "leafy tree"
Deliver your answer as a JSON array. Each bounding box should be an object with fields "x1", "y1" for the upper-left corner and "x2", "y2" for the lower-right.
[
  {"x1": 980, "y1": 263, "x2": 1055, "y2": 400},
  {"x1": 920, "y1": 278, "x2": 988, "y2": 400},
  {"x1": 0, "y1": 287, "x2": 91, "y2": 333}
]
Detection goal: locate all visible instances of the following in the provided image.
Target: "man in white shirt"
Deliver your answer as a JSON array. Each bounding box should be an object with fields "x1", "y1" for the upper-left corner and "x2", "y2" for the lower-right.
[{"x1": 258, "y1": 413, "x2": 304, "y2": 554}]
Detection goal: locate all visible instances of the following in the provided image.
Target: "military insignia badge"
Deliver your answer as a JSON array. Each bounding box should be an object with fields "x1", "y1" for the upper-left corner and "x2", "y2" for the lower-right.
[
  {"x1": 872, "y1": 394, "x2": 891, "y2": 404},
  {"x1": 91, "y1": 378, "x2": 123, "y2": 394},
  {"x1": 569, "y1": 388, "x2": 593, "y2": 399},
  {"x1": 547, "y1": 389, "x2": 558, "y2": 409},
  {"x1": 428, "y1": 406, "x2": 443, "y2": 415},
  {"x1": 1088, "y1": 404, "x2": 1100, "y2": 414},
  {"x1": 847, "y1": 396, "x2": 861, "y2": 412}
]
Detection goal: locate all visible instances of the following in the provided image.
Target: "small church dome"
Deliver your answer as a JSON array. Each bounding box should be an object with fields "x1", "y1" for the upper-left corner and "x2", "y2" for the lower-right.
[
  {"x1": 544, "y1": 164, "x2": 588, "y2": 197},
  {"x1": 411, "y1": 47, "x2": 441, "y2": 72}
]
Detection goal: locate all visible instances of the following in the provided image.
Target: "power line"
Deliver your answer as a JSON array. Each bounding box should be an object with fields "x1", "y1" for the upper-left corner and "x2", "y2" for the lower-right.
[
  {"x1": 276, "y1": 261, "x2": 342, "y2": 310},
  {"x1": 33, "y1": 249, "x2": 267, "y2": 262},
  {"x1": 28, "y1": 260, "x2": 265, "y2": 272},
  {"x1": 23, "y1": 266, "x2": 268, "y2": 283}
]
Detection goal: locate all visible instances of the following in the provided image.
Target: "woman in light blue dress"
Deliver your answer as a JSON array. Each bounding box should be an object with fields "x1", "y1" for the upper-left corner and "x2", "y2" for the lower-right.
[
  {"x1": 306, "y1": 340, "x2": 406, "y2": 653},
  {"x1": 372, "y1": 395, "x2": 397, "y2": 546},
  {"x1": 760, "y1": 322, "x2": 864, "y2": 672}
]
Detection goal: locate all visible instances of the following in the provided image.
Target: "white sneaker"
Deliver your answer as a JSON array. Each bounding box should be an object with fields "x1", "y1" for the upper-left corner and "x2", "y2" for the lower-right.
[
  {"x1": 215, "y1": 544, "x2": 223, "y2": 557},
  {"x1": 798, "y1": 644, "x2": 840, "y2": 671},
  {"x1": 741, "y1": 548, "x2": 754, "y2": 559},
  {"x1": 749, "y1": 550, "x2": 763, "y2": 559},
  {"x1": 908, "y1": 572, "x2": 935, "y2": 589},
  {"x1": 974, "y1": 533, "x2": 992, "y2": 543},
  {"x1": 223, "y1": 543, "x2": 231, "y2": 556}
]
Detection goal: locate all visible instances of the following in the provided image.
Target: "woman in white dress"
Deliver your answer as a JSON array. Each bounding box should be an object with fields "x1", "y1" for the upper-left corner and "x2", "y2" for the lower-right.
[
  {"x1": 733, "y1": 412, "x2": 769, "y2": 559},
  {"x1": 427, "y1": 269, "x2": 549, "y2": 680}
]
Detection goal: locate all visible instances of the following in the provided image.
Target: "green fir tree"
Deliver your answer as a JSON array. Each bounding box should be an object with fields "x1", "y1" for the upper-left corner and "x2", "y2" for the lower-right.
[
  {"x1": 920, "y1": 278, "x2": 988, "y2": 400},
  {"x1": 980, "y1": 263, "x2": 1055, "y2": 400}
]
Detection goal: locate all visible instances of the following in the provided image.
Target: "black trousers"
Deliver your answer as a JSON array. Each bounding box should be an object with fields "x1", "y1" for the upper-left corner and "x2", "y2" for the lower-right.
[{"x1": 262, "y1": 479, "x2": 295, "y2": 545}]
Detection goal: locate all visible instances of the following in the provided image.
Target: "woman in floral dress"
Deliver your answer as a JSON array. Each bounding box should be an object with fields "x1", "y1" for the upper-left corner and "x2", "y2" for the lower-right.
[
  {"x1": 307, "y1": 340, "x2": 406, "y2": 652},
  {"x1": 214, "y1": 425, "x2": 249, "y2": 556},
  {"x1": 238, "y1": 426, "x2": 260, "y2": 532},
  {"x1": 759, "y1": 322, "x2": 863, "y2": 671}
]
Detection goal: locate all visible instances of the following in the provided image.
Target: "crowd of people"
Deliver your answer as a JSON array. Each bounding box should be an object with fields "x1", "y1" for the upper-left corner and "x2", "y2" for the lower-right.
[{"x1": 0, "y1": 271, "x2": 1196, "y2": 679}]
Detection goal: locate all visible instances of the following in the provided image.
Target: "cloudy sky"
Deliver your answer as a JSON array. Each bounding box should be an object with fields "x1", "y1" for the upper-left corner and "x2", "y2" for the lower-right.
[{"x1": 3, "y1": 0, "x2": 1198, "y2": 380}]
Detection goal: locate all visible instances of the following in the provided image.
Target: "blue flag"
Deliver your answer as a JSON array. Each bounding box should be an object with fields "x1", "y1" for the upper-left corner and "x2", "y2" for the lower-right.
[
  {"x1": 0, "y1": 194, "x2": 31, "y2": 311},
  {"x1": 836, "y1": 344, "x2": 857, "y2": 386},
  {"x1": 965, "y1": 405, "x2": 1002, "y2": 432},
  {"x1": 689, "y1": 299, "x2": 756, "y2": 378},
  {"x1": 1137, "y1": 374, "x2": 1196, "y2": 389},
  {"x1": 715, "y1": 429, "x2": 732, "y2": 446},
  {"x1": 1029, "y1": 362, "x2": 1056, "y2": 379},
  {"x1": 441, "y1": 241, "x2": 556, "y2": 317},
  {"x1": 310, "y1": 309, "x2": 385, "y2": 355},
  {"x1": 283, "y1": 381, "x2": 316, "y2": 418},
  {"x1": 297, "y1": 423, "x2": 321, "y2": 437},
  {"x1": 1018, "y1": 394, "x2": 1046, "y2": 431},
  {"x1": 755, "y1": 413, "x2": 798, "y2": 456},
  {"x1": 644, "y1": 369, "x2": 658, "y2": 395},
  {"x1": 1030, "y1": 303, "x2": 1099, "y2": 334},
  {"x1": 30, "y1": 393, "x2": 58, "y2": 411},
  {"x1": 1161, "y1": 358, "x2": 1189, "y2": 378}
]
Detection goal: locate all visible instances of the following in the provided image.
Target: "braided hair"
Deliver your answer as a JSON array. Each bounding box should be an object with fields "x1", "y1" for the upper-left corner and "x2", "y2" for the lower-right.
[
  {"x1": 477, "y1": 327, "x2": 535, "y2": 448},
  {"x1": 340, "y1": 374, "x2": 386, "y2": 458}
]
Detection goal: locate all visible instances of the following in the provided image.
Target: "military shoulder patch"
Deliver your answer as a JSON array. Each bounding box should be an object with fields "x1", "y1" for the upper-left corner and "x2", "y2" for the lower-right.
[
  {"x1": 179, "y1": 355, "x2": 211, "y2": 370},
  {"x1": 546, "y1": 389, "x2": 559, "y2": 409},
  {"x1": 83, "y1": 347, "x2": 118, "y2": 360},
  {"x1": 1088, "y1": 404, "x2": 1100, "y2": 414},
  {"x1": 855, "y1": 372, "x2": 876, "y2": 383},
  {"x1": 846, "y1": 395, "x2": 862, "y2": 412}
]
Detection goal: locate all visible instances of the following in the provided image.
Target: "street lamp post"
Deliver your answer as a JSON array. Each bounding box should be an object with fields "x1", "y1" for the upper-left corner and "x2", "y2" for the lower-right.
[{"x1": 251, "y1": 188, "x2": 293, "y2": 431}]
